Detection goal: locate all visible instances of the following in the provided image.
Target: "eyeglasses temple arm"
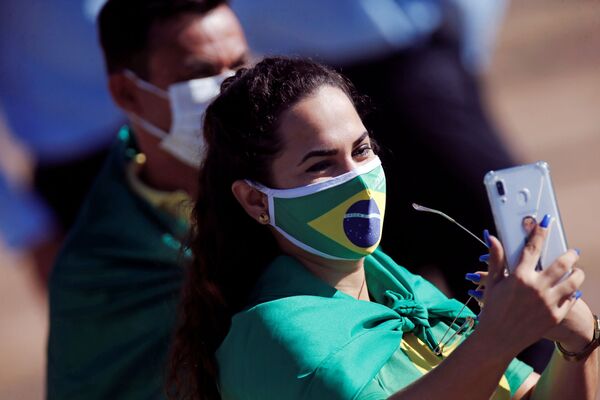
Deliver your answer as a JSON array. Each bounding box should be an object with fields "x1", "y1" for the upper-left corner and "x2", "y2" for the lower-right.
[{"x1": 412, "y1": 203, "x2": 489, "y2": 248}]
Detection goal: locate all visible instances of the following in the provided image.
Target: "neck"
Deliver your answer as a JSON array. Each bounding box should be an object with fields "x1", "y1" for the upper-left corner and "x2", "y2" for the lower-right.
[
  {"x1": 139, "y1": 156, "x2": 198, "y2": 197},
  {"x1": 130, "y1": 122, "x2": 199, "y2": 198},
  {"x1": 293, "y1": 251, "x2": 370, "y2": 301}
]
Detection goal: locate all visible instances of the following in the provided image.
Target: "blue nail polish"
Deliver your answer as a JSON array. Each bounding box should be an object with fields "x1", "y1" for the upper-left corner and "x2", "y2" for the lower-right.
[
  {"x1": 465, "y1": 273, "x2": 481, "y2": 283},
  {"x1": 483, "y1": 229, "x2": 491, "y2": 248},
  {"x1": 479, "y1": 254, "x2": 490, "y2": 263},
  {"x1": 575, "y1": 248, "x2": 581, "y2": 256},
  {"x1": 540, "y1": 214, "x2": 552, "y2": 228},
  {"x1": 468, "y1": 289, "x2": 483, "y2": 299},
  {"x1": 574, "y1": 290, "x2": 582, "y2": 300}
]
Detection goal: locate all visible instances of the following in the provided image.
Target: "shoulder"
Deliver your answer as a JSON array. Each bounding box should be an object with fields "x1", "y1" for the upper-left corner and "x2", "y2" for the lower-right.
[
  {"x1": 218, "y1": 296, "x2": 349, "y2": 367},
  {"x1": 51, "y1": 136, "x2": 135, "y2": 273},
  {"x1": 216, "y1": 294, "x2": 402, "y2": 400},
  {"x1": 215, "y1": 298, "x2": 324, "y2": 399},
  {"x1": 50, "y1": 129, "x2": 183, "y2": 296}
]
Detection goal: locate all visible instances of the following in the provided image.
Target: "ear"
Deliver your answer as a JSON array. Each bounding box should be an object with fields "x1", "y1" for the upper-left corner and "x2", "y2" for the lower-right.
[
  {"x1": 108, "y1": 73, "x2": 143, "y2": 114},
  {"x1": 231, "y1": 180, "x2": 270, "y2": 224}
]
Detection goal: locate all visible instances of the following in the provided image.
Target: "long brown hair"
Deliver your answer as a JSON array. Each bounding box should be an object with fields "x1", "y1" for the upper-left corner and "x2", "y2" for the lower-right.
[{"x1": 167, "y1": 57, "x2": 364, "y2": 399}]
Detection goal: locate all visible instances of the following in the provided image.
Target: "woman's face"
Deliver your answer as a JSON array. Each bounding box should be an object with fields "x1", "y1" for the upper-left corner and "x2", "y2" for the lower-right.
[{"x1": 269, "y1": 85, "x2": 376, "y2": 189}]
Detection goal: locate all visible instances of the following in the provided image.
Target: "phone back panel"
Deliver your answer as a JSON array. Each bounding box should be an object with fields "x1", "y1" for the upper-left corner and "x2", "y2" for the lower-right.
[{"x1": 484, "y1": 161, "x2": 568, "y2": 272}]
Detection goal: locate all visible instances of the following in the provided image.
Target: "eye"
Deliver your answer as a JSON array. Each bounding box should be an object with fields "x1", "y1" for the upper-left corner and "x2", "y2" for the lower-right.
[
  {"x1": 352, "y1": 144, "x2": 373, "y2": 158},
  {"x1": 305, "y1": 160, "x2": 332, "y2": 173}
]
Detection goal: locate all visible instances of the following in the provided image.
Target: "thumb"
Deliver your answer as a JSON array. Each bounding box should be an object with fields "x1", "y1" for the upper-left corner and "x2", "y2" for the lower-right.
[{"x1": 486, "y1": 233, "x2": 506, "y2": 289}]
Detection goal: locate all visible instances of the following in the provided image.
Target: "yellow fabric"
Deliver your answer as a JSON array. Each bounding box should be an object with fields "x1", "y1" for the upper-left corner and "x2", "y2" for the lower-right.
[
  {"x1": 307, "y1": 189, "x2": 386, "y2": 255},
  {"x1": 399, "y1": 333, "x2": 511, "y2": 399},
  {"x1": 125, "y1": 153, "x2": 193, "y2": 223}
]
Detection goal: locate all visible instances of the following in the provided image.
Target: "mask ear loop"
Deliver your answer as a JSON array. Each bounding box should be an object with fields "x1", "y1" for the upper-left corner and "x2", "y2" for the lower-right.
[
  {"x1": 123, "y1": 69, "x2": 169, "y2": 99},
  {"x1": 244, "y1": 180, "x2": 276, "y2": 227},
  {"x1": 412, "y1": 203, "x2": 487, "y2": 356},
  {"x1": 122, "y1": 69, "x2": 171, "y2": 141}
]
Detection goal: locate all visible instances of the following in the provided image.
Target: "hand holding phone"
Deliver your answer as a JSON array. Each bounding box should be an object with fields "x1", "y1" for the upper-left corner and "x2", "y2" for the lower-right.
[{"x1": 484, "y1": 161, "x2": 568, "y2": 272}]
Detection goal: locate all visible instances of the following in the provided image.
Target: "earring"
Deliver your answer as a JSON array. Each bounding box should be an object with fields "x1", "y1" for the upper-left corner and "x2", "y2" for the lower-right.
[{"x1": 258, "y1": 213, "x2": 270, "y2": 224}]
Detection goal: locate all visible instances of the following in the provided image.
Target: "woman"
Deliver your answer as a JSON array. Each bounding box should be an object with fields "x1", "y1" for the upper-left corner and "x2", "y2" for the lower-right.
[{"x1": 168, "y1": 58, "x2": 598, "y2": 399}]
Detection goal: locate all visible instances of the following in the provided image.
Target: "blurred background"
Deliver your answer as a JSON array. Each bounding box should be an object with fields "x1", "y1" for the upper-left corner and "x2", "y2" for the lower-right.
[{"x1": 1, "y1": 0, "x2": 599, "y2": 398}]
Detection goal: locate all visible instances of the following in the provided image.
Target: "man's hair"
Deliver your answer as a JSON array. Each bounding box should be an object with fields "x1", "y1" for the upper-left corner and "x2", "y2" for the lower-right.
[{"x1": 98, "y1": 0, "x2": 226, "y2": 78}]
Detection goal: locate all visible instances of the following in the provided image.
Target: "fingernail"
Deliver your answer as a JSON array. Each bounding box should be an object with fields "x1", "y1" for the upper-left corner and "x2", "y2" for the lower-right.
[
  {"x1": 468, "y1": 289, "x2": 483, "y2": 299},
  {"x1": 479, "y1": 254, "x2": 490, "y2": 263},
  {"x1": 574, "y1": 290, "x2": 583, "y2": 300},
  {"x1": 575, "y1": 248, "x2": 581, "y2": 256},
  {"x1": 465, "y1": 273, "x2": 481, "y2": 283},
  {"x1": 540, "y1": 214, "x2": 552, "y2": 228},
  {"x1": 483, "y1": 229, "x2": 491, "y2": 248}
]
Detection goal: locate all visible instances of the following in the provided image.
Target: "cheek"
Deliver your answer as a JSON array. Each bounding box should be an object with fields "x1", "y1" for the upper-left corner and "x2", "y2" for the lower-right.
[
  {"x1": 267, "y1": 159, "x2": 293, "y2": 189},
  {"x1": 139, "y1": 95, "x2": 172, "y2": 131}
]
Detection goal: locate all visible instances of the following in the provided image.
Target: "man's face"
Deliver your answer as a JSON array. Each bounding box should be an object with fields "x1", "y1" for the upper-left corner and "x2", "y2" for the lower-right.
[{"x1": 131, "y1": 4, "x2": 249, "y2": 136}]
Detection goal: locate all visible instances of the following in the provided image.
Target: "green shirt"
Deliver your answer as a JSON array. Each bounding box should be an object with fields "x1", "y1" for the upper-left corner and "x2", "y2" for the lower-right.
[
  {"x1": 216, "y1": 249, "x2": 533, "y2": 399},
  {"x1": 47, "y1": 127, "x2": 188, "y2": 400}
]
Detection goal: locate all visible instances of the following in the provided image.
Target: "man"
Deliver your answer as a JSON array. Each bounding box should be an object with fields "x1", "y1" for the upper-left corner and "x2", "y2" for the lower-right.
[{"x1": 47, "y1": 1, "x2": 248, "y2": 398}]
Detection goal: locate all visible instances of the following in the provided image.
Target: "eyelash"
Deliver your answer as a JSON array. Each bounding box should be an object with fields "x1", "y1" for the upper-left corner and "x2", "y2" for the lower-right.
[
  {"x1": 305, "y1": 145, "x2": 373, "y2": 173},
  {"x1": 353, "y1": 144, "x2": 372, "y2": 157},
  {"x1": 306, "y1": 161, "x2": 331, "y2": 173}
]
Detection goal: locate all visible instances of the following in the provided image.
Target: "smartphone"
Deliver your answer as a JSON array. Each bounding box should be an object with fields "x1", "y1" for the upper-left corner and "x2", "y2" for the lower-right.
[{"x1": 484, "y1": 161, "x2": 568, "y2": 272}]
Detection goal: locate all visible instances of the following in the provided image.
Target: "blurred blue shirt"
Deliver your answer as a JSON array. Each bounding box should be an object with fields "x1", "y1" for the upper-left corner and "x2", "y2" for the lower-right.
[
  {"x1": 0, "y1": 0, "x2": 122, "y2": 163},
  {"x1": 0, "y1": 173, "x2": 53, "y2": 249},
  {"x1": 231, "y1": 0, "x2": 507, "y2": 70}
]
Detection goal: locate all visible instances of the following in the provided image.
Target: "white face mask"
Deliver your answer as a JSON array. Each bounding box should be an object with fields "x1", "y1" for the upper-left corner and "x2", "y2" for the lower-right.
[{"x1": 124, "y1": 69, "x2": 234, "y2": 168}]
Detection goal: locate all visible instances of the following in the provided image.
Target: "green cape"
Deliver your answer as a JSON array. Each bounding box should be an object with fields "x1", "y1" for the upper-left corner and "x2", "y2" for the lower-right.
[
  {"x1": 216, "y1": 249, "x2": 477, "y2": 399},
  {"x1": 47, "y1": 127, "x2": 187, "y2": 400}
]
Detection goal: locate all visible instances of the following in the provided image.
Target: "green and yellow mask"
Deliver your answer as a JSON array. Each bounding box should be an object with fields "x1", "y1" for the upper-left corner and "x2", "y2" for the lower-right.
[{"x1": 248, "y1": 157, "x2": 386, "y2": 260}]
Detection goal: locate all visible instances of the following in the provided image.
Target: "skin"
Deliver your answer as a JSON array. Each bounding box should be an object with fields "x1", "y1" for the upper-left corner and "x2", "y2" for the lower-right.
[
  {"x1": 109, "y1": 5, "x2": 249, "y2": 197},
  {"x1": 468, "y1": 231, "x2": 598, "y2": 399},
  {"x1": 0, "y1": 118, "x2": 33, "y2": 187},
  {"x1": 233, "y1": 84, "x2": 599, "y2": 398},
  {"x1": 233, "y1": 85, "x2": 376, "y2": 300},
  {"x1": 522, "y1": 216, "x2": 537, "y2": 233}
]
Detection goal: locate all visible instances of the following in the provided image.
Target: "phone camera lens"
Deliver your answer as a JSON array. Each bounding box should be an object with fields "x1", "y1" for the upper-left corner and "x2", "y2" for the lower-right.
[{"x1": 496, "y1": 181, "x2": 506, "y2": 196}]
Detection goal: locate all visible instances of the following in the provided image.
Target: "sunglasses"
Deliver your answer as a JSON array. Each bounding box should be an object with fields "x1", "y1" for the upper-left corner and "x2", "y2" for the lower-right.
[{"x1": 412, "y1": 203, "x2": 487, "y2": 356}]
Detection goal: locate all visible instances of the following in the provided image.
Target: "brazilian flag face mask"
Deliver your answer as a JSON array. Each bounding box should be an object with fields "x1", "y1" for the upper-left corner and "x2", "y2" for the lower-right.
[{"x1": 247, "y1": 157, "x2": 386, "y2": 260}]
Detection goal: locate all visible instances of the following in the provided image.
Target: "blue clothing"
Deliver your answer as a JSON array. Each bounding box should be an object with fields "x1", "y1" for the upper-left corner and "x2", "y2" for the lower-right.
[
  {"x1": 0, "y1": 172, "x2": 53, "y2": 249},
  {"x1": 0, "y1": 0, "x2": 122, "y2": 163},
  {"x1": 231, "y1": 0, "x2": 507, "y2": 70}
]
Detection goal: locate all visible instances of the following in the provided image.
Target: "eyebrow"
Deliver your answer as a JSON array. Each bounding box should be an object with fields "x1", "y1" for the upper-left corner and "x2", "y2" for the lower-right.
[
  {"x1": 297, "y1": 131, "x2": 370, "y2": 166},
  {"x1": 181, "y1": 59, "x2": 219, "y2": 79},
  {"x1": 230, "y1": 52, "x2": 250, "y2": 69},
  {"x1": 178, "y1": 53, "x2": 248, "y2": 81}
]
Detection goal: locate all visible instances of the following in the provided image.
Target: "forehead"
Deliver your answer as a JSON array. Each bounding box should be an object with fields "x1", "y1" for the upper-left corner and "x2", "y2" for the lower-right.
[
  {"x1": 277, "y1": 86, "x2": 365, "y2": 155},
  {"x1": 146, "y1": 5, "x2": 247, "y2": 85}
]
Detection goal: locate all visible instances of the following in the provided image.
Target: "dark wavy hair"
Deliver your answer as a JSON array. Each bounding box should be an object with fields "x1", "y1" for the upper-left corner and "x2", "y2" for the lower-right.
[{"x1": 167, "y1": 57, "x2": 367, "y2": 399}]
